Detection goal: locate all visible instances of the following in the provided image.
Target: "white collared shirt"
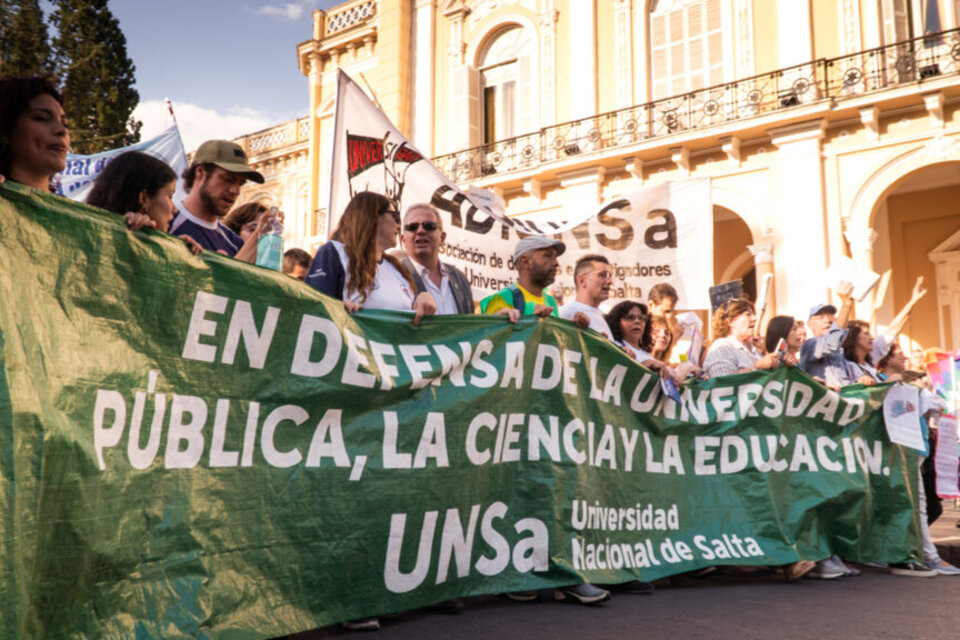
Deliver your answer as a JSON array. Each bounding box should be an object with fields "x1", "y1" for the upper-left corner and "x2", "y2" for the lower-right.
[{"x1": 410, "y1": 260, "x2": 459, "y2": 315}]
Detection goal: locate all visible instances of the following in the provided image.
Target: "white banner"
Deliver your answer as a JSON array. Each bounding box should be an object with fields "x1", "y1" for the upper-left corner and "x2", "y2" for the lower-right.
[
  {"x1": 54, "y1": 124, "x2": 190, "y2": 204},
  {"x1": 935, "y1": 414, "x2": 960, "y2": 498},
  {"x1": 882, "y1": 385, "x2": 926, "y2": 452},
  {"x1": 330, "y1": 70, "x2": 713, "y2": 308}
]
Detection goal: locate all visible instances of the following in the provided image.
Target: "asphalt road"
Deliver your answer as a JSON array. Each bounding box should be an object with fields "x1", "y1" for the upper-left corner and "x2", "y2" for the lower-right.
[
  {"x1": 286, "y1": 506, "x2": 960, "y2": 640},
  {"x1": 287, "y1": 567, "x2": 959, "y2": 640}
]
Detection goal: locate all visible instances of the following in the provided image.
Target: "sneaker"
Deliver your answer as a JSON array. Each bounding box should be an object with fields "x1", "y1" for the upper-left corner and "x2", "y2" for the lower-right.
[
  {"x1": 835, "y1": 557, "x2": 861, "y2": 577},
  {"x1": 427, "y1": 598, "x2": 465, "y2": 613},
  {"x1": 783, "y1": 560, "x2": 816, "y2": 581},
  {"x1": 498, "y1": 590, "x2": 540, "y2": 602},
  {"x1": 554, "y1": 583, "x2": 611, "y2": 605},
  {"x1": 807, "y1": 557, "x2": 844, "y2": 579},
  {"x1": 863, "y1": 561, "x2": 889, "y2": 569},
  {"x1": 607, "y1": 580, "x2": 654, "y2": 595},
  {"x1": 888, "y1": 562, "x2": 937, "y2": 577},
  {"x1": 341, "y1": 617, "x2": 380, "y2": 631},
  {"x1": 925, "y1": 559, "x2": 960, "y2": 576}
]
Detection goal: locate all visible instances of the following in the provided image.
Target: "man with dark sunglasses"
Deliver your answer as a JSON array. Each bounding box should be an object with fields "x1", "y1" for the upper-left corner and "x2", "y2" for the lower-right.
[{"x1": 400, "y1": 203, "x2": 474, "y2": 314}]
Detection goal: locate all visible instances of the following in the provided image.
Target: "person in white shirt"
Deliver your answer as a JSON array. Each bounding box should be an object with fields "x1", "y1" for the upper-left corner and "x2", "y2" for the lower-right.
[
  {"x1": 305, "y1": 191, "x2": 436, "y2": 325},
  {"x1": 605, "y1": 300, "x2": 696, "y2": 383},
  {"x1": 399, "y1": 203, "x2": 474, "y2": 315},
  {"x1": 559, "y1": 254, "x2": 613, "y2": 338}
]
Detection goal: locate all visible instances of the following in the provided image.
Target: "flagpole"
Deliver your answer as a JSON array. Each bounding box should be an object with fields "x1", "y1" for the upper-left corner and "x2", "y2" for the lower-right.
[
  {"x1": 165, "y1": 98, "x2": 178, "y2": 126},
  {"x1": 358, "y1": 73, "x2": 385, "y2": 112}
]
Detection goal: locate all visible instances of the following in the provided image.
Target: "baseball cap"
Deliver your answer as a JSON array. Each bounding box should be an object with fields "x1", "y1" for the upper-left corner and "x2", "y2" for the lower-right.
[
  {"x1": 809, "y1": 303, "x2": 837, "y2": 318},
  {"x1": 513, "y1": 236, "x2": 566, "y2": 263},
  {"x1": 193, "y1": 140, "x2": 265, "y2": 184}
]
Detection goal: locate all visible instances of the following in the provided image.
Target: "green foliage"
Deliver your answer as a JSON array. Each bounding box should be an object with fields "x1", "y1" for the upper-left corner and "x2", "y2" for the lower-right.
[
  {"x1": 0, "y1": 0, "x2": 53, "y2": 75},
  {"x1": 49, "y1": 0, "x2": 141, "y2": 153}
]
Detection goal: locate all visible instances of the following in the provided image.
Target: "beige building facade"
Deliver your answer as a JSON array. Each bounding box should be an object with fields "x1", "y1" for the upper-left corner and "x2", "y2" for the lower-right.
[{"x1": 237, "y1": 0, "x2": 960, "y2": 352}]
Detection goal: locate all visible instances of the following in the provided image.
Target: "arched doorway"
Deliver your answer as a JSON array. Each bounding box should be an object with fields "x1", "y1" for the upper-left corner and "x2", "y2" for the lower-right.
[
  {"x1": 870, "y1": 162, "x2": 960, "y2": 351},
  {"x1": 713, "y1": 205, "x2": 756, "y2": 302}
]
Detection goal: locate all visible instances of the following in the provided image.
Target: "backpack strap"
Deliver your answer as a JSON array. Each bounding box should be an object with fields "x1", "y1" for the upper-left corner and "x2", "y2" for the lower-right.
[{"x1": 506, "y1": 283, "x2": 526, "y2": 312}]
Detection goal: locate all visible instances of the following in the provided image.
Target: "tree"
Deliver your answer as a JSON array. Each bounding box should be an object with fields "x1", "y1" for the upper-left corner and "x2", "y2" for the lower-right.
[
  {"x1": 0, "y1": 0, "x2": 53, "y2": 75},
  {"x1": 50, "y1": 0, "x2": 140, "y2": 153}
]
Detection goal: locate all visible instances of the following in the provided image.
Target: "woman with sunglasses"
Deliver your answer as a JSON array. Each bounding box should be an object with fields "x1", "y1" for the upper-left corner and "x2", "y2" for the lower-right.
[
  {"x1": 305, "y1": 191, "x2": 435, "y2": 325},
  {"x1": 606, "y1": 300, "x2": 696, "y2": 382}
]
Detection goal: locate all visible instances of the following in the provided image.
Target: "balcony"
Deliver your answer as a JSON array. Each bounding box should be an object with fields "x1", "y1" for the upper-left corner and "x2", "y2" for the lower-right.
[
  {"x1": 235, "y1": 117, "x2": 311, "y2": 157},
  {"x1": 433, "y1": 28, "x2": 960, "y2": 183}
]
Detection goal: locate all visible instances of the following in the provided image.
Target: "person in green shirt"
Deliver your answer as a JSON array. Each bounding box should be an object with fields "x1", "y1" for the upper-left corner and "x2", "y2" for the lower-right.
[
  {"x1": 480, "y1": 235, "x2": 613, "y2": 605},
  {"x1": 480, "y1": 236, "x2": 565, "y2": 322}
]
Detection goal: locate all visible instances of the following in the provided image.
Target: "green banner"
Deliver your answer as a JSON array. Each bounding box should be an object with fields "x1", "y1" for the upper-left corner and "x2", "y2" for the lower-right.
[{"x1": 0, "y1": 183, "x2": 922, "y2": 639}]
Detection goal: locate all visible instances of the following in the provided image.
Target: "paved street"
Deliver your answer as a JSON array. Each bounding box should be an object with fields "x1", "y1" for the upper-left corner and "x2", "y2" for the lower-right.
[{"x1": 289, "y1": 504, "x2": 960, "y2": 640}]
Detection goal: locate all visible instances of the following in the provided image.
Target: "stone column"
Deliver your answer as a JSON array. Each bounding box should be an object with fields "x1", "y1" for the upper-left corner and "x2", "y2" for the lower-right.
[
  {"x1": 412, "y1": 0, "x2": 435, "y2": 156},
  {"x1": 307, "y1": 53, "x2": 324, "y2": 233},
  {"x1": 614, "y1": 0, "x2": 633, "y2": 108},
  {"x1": 539, "y1": 4, "x2": 559, "y2": 127},
  {"x1": 844, "y1": 225, "x2": 878, "y2": 319},
  {"x1": 568, "y1": 0, "x2": 597, "y2": 120},
  {"x1": 768, "y1": 120, "x2": 827, "y2": 315},
  {"x1": 748, "y1": 241, "x2": 775, "y2": 318},
  {"x1": 776, "y1": 0, "x2": 812, "y2": 67}
]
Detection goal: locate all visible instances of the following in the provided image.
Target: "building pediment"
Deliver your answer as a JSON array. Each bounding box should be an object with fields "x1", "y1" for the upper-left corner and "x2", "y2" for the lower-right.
[
  {"x1": 442, "y1": 0, "x2": 469, "y2": 17},
  {"x1": 929, "y1": 226, "x2": 960, "y2": 260}
]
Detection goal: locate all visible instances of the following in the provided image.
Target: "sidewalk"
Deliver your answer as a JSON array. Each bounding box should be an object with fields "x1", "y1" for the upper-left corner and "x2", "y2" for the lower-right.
[{"x1": 932, "y1": 499, "x2": 960, "y2": 565}]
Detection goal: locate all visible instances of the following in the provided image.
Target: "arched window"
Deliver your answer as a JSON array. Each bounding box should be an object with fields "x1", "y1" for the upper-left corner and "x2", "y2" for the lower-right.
[
  {"x1": 478, "y1": 26, "x2": 533, "y2": 144},
  {"x1": 649, "y1": 0, "x2": 723, "y2": 100}
]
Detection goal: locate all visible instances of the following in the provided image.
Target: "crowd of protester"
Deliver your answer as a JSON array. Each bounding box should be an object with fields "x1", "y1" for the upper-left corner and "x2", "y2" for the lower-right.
[{"x1": 2, "y1": 74, "x2": 959, "y2": 632}]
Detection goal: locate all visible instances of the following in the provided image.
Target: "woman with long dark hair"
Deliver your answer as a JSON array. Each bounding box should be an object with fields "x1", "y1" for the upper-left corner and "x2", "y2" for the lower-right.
[
  {"x1": 764, "y1": 315, "x2": 805, "y2": 359},
  {"x1": 86, "y1": 150, "x2": 201, "y2": 252},
  {"x1": 841, "y1": 320, "x2": 892, "y2": 385},
  {"x1": 306, "y1": 191, "x2": 435, "y2": 323},
  {"x1": 0, "y1": 76, "x2": 68, "y2": 192}
]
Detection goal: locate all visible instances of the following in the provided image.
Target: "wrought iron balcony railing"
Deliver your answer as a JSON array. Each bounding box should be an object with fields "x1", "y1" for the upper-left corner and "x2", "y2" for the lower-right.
[{"x1": 434, "y1": 28, "x2": 960, "y2": 183}]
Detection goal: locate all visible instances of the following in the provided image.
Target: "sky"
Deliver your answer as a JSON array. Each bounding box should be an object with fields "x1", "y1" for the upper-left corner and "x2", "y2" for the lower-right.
[{"x1": 107, "y1": 0, "x2": 343, "y2": 151}]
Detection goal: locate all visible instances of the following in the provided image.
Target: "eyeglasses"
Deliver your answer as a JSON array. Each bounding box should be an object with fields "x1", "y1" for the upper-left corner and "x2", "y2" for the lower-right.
[
  {"x1": 380, "y1": 209, "x2": 401, "y2": 224},
  {"x1": 404, "y1": 221, "x2": 439, "y2": 233},
  {"x1": 623, "y1": 313, "x2": 649, "y2": 323}
]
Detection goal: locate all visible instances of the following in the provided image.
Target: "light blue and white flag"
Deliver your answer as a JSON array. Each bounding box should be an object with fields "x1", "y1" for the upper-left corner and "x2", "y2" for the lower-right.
[{"x1": 54, "y1": 124, "x2": 189, "y2": 204}]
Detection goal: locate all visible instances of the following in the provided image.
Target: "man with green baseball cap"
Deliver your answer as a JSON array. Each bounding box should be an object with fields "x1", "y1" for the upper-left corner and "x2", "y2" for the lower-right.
[{"x1": 170, "y1": 140, "x2": 267, "y2": 258}]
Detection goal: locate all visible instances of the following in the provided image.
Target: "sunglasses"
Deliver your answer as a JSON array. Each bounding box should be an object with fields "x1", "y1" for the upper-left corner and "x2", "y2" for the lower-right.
[
  {"x1": 404, "y1": 221, "x2": 439, "y2": 233},
  {"x1": 623, "y1": 313, "x2": 649, "y2": 323},
  {"x1": 380, "y1": 209, "x2": 401, "y2": 224}
]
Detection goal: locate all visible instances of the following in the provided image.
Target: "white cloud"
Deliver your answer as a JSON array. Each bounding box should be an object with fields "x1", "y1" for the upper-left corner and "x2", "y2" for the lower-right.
[
  {"x1": 133, "y1": 100, "x2": 276, "y2": 153},
  {"x1": 255, "y1": 3, "x2": 306, "y2": 21}
]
